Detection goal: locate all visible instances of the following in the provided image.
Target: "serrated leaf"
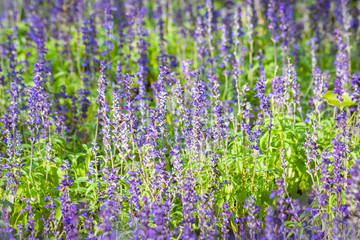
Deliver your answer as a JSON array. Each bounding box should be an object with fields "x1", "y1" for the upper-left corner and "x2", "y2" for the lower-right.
[{"x1": 322, "y1": 91, "x2": 356, "y2": 109}]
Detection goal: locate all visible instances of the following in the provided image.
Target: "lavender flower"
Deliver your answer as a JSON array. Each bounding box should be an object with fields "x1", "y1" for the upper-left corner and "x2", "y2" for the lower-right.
[
  {"x1": 190, "y1": 71, "x2": 207, "y2": 151},
  {"x1": 198, "y1": 194, "x2": 217, "y2": 240},
  {"x1": 346, "y1": 159, "x2": 360, "y2": 225},
  {"x1": 0, "y1": 208, "x2": 15, "y2": 240},
  {"x1": 334, "y1": 29, "x2": 349, "y2": 101},
  {"x1": 128, "y1": 170, "x2": 142, "y2": 227},
  {"x1": 220, "y1": 202, "x2": 232, "y2": 240},
  {"x1": 77, "y1": 88, "x2": 91, "y2": 122},
  {"x1": 243, "y1": 196, "x2": 262, "y2": 239},
  {"x1": 264, "y1": 206, "x2": 276, "y2": 239},
  {"x1": 270, "y1": 75, "x2": 285, "y2": 110},
  {"x1": 312, "y1": 67, "x2": 328, "y2": 109},
  {"x1": 350, "y1": 72, "x2": 360, "y2": 102},
  {"x1": 40, "y1": 195, "x2": 56, "y2": 238},
  {"x1": 134, "y1": 196, "x2": 156, "y2": 239},
  {"x1": 270, "y1": 149, "x2": 290, "y2": 239},
  {"x1": 81, "y1": 14, "x2": 98, "y2": 86},
  {"x1": 254, "y1": 69, "x2": 271, "y2": 114},
  {"x1": 57, "y1": 172, "x2": 79, "y2": 239},
  {"x1": 209, "y1": 74, "x2": 227, "y2": 142},
  {"x1": 98, "y1": 201, "x2": 116, "y2": 239},
  {"x1": 135, "y1": 6, "x2": 149, "y2": 118},
  {"x1": 180, "y1": 169, "x2": 197, "y2": 239},
  {"x1": 19, "y1": 197, "x2": 37, "y2": 239},
  {"x1": 266, "y1": 0, "x2": 278, "y2": 40},
  {"x1": 96, "y1": 60, "x2": 113, "y2": 165}
]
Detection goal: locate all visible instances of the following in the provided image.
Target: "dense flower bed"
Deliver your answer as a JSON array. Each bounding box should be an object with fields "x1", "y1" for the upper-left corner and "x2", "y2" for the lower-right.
[{"x1": 0, "y1": 0, "x2": 360, "y2": 239}]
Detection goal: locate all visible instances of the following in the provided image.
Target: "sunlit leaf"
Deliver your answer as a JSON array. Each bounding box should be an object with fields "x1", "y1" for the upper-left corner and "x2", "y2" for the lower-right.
[{"x1": 322, "y1": 91, "x2": 356, "y2": 109}]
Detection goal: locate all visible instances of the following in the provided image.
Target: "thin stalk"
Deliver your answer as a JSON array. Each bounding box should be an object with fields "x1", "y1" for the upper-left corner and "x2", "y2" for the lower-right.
[
  {"x1": 223, "y1": 71, "x2": 228, "y2": 101},
  {"x1": 266, "y1": 116, "x2": 272, "y2": 175},
  {"x1": 29, "y1": 130, "x2": 34, "y2": 176},
  {"x1": 273, "y1": 40, "x2": 277, "y2": 70},
  {"x1": 251, "y1": 150, "x2": 257, "y2": 190},
  {"x1": 249, "y1": 39, "x2": 254, "y2": 84},
  {"x1": 45, "y1": 125, "x2": 51, "y2": 182},
  {"x1": 94, "y1": 108, "x2": 100, "y2": 142}
]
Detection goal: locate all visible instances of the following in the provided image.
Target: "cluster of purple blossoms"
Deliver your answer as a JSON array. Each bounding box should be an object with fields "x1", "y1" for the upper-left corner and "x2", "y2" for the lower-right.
[
  {"x1": 1, "y1": 1, "x2": 360, "y2": 239},
  {"x1": 220, "y1": 202, "x2": 232, "y2": 240},
  {"x1": 254, "y1": 69, "x2": 271, "y2": 114},
  {"x1": 1, "y1": 207, "x2": 14, "y2": 240},
  {"x1": 19, "y1": 197, "x2": 37, "y2": 239},
  {"x1": 350, "y1": 72, "x2": 360, "y2": 102},
  {"x1": 40, "y1": 195, "x2": 56, "y2": 237},
  {"x1": 81, "y1": 14, "x2": 98, "y2": 86},
  {"x1": 190, "y1": 71, "x2": 208, "y2": 151},
  {"x1": 270, "y1": 75, "x2": 286, "y2": 110},
  {"x1": 243, "y1": 196, "x2": 262, "y2": 239},
  {"x1": 181, "y1": 169, "x2": 197, "y2": 239},
  {"x1": 346, "y1": 159, "x2": 360, "y2": 225},
  {"x1": 334, "y1": 29, "x2": 349, "y2": 101}
]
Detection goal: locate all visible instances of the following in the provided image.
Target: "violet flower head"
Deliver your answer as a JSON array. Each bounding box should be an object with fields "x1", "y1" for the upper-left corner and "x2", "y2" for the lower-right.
[
  {"x1": 220, "y1": 202, "x2": 232, "y2": 240},
  {"x1": 254, "y1": 69, "x2": 270, "y2": 113},
  {"x1": 101, "y1": 0, "x2": 116, "y2": 59},
  {"x1": 270, "y1": 75, "x2": 285, "y2": 107},
  {"x1": 218, "y1": 23, "x2": 231, "y2": 70},
  {"x1": 278, "y1": 1, "x2": 292, "y2": 53},
  {"x1": 2, "y1": 81, "x2": 20, "y2": 132},
  {"x1": 180, "y1": 169, "x2": 197, "y2": 240},
  {"x1": 210, "y1": 74, "x2": 228, "y2": 142},
  {"x1": 135, "y1": 196, "x2": 156, "y2": 239},
  {"x1": 97, "y1": 60, "x2": 110, "y2": 116},
  {"x1": 41, "y1": 195, "x2": 56, "y2": 237},
  {"x1": 128, "y1": 170, "x2": 142, "y2": 225},
  {"x1": 0, "y1": 207, "x2": 15, "y2": 240},
  {"x1": 151, "y1": 201, "x2": 171, "y2": 239},
  {"x1": 190, "y1": 71, "x2": 208, "y2": 150},
  {"x1": 77, "y1": 88, "x2": 91, "y2": 121},
  {"x1": 335, "y1": 0, "x2": 351, "y2": 33},
  {"x1": 58, "y1": 193, "x2": 79, "y2": 239},
  {"x1": 312, "y1": 67, "x2": 328, "y2": 106},
  {"x1": 194, "y1": 7, "x2": 208, "y2": 70},
  {"x1": 81, "y1": 14, "x2": 99, "y2": 86},
  {"x1": 333, "y1": 29, "x2": 349, "y2": 101},
  {"x1": 264, "y1": 206, "x2": 276, "y2": 239},
  {"x1": 350, "y1": 72, "x2": 360, "y2": 102},
  {"x1": 169, "y1": 142, "x2": 183, "y2": 192},
  {"x1": 98, "y1": 201, "x2": 116, "y2": 239},
  {"x1": 25, "y1": 66, "x2": 52, "y2": 140},
  {"x1": 135, "y1": 6, "x2": 149, "y2": 115},
  {"x1": 346, "y1": 159, "x2": 360, "y2": 224},
  {"x1": 243, "y1": 196, "x2": 262, "y2": 239},
  {"x1": 19, "y1": 197, "x2": 37, "y2": 239},
  {"x1": 152, "y1": 65, "x2": 169, "y2": 134},
  {"x1": 198, "y1": 193, "x2": 217, "y2": 240},
  {"x1": 266, "y1": 0, "x2": 277, "y2": 30}
]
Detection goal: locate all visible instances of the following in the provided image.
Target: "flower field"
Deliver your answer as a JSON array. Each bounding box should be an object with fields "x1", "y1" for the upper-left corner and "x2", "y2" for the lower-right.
[{"x1": 0, "y1": 0, "x2": 360, "y2": 239}]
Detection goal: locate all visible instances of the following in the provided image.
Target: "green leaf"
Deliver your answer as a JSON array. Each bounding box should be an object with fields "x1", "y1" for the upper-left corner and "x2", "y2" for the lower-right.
[
  {"x1": 322, "y1": 91, "x2": 356, "y2": 109},
  {"x1": 1, "y1": 200, "x2": 13, "y2": 209},
  {"x1": 85, "y1": 182, "x2": 98, "y2": 196},
  {"x1": 82, "y1": 144, "x2": 89, "y2": 151},
  {"x1": 74, "y1": 176, "x2": 89, "y2": 183},
  {"x1": 74, "y1": 187, "x2": 87, "y2": 194}
]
